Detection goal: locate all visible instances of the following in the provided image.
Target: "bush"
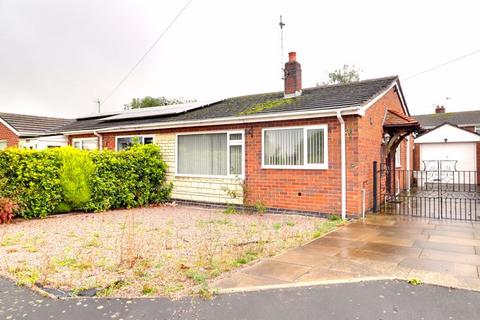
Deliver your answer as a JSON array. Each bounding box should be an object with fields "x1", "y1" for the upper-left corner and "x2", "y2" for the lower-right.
[
  {"x1": 0, "y1": 149, "x2": 63, "y2": 218},
  {"x1": 85, "y1": 145, "x2": 172, "y2": 212},
  {"x1": 0, "y1": 198, "x2": 17, "y2": 224},
  {"x1": 54, "y1": 147, "x2": 95, "y2": 212},
  {"x1": 0, "y1": 144, "x2": 172, "y2": 218}
]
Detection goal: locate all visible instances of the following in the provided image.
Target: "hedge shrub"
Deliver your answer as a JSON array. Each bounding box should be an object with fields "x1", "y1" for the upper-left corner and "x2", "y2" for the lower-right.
[
  {"x1": 0, "y1": 144, "x2": 172, "y2": 219},
  {"x1": 0, "y1": 149, "x2": 63, "y2": 218},
  {"x1": 85, "y1": 144, "x2": 172, "y2": 212}
]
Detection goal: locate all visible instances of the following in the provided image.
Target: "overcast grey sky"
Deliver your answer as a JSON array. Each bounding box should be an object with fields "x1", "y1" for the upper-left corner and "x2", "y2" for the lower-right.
[{"x1": 0, "y1": 0, "x2": 479, "y2": 118}]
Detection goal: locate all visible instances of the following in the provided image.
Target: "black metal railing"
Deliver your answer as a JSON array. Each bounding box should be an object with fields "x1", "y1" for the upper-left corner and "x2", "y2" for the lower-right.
[{"x1": 373, "y1": 160, "x2": 480, "y2": 221}]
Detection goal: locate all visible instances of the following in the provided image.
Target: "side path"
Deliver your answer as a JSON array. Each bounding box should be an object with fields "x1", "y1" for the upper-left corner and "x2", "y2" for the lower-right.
[{"x1": 1, "y1": 277, "x2": 480, "y2": 320}]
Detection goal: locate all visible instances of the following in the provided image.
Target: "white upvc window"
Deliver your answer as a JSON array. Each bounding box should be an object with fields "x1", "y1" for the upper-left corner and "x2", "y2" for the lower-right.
[
  {"x1": 395, "y1": 144, "x2": 401, "y2": 167},
  {"x1": 72, "y1": 138, "x2": 98, "y2": 150},
  {"x1": 262, "y1": 124, "x2": 328, "y2": 169},
  {"x1": 176, "y1": 131, "x2": 244, "y2": 178},
  {"x1": 0, "y1": 140, "x2": 7, "y2": 150},
  {"x1": 115, "y1": 135, "x2": 154, "y2": 151}
]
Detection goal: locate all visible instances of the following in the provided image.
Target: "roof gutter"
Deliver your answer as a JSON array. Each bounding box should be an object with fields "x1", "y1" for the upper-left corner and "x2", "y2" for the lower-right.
[{"x1": 61, "y1": 106, "x2": 364, "y2": 135}]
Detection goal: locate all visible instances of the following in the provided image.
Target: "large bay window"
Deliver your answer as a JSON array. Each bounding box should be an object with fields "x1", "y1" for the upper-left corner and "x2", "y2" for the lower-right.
[
  {"x1": 176, "y1": 131, "x2": 244, "y2": 177},
  {"x1": 262, "y1": 125, "x2": 328, "y2": 169},
  {"x1": 116, "y1": 136, "x2": 154, "y2": 151},
  {"x1": 72, "y1": 138, "x2": 98, "y2": 150}
]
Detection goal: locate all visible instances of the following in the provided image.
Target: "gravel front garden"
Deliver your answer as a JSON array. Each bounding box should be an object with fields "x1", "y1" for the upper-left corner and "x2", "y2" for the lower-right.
[{"x1": 0, "y1": 205, "x2": 342, "y2": 299}]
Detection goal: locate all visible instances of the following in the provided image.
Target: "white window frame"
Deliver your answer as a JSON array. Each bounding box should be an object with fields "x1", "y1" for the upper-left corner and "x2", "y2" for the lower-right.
[
  {"x1": 72, "y1": 137, "x2": 98, "y2": 150},
  {"x1": 0, "y1": 140, "x2": 7, "y2": 150},
  {"x1": 261, "y1": 124, "x2": 329, "y2": 170},
  {"x1": 395, "y1": 144, "x2": 402, "y2": 168},
  {"x1": 115, "y1": 135, "x2": 154, "y2": 151},
  {"x1": 175, "y1": 130, "x2": 245, "y2": 179}
]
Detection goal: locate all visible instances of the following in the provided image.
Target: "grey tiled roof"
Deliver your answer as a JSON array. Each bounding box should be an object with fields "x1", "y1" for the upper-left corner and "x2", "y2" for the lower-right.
[
  {"x1": 57, "y1": 76, "x2": 400, "y2": 133},
  {"x1": 413, "y1": 110, "x2": 480, "y2": 128},
  {"x1": 0, "y1": 112, "x2": 73, "y2": 136}
]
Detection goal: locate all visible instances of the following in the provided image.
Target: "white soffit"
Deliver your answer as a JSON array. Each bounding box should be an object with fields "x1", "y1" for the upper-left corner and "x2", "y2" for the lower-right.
[
  {"x1": 102, "y1": 100, "x2": 222, "y2": 121},
  {"x1": 415, "y1": 123, "x2": 480, "y2": 144}
]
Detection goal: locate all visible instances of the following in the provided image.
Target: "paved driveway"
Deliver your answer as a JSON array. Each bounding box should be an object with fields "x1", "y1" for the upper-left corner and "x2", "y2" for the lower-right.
[{"x1": 213, "y1": 214, "x2": 480, "y2": 292}]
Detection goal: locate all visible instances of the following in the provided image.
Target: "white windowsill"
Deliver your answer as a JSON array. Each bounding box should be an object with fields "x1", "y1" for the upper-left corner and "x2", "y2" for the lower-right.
[
  {"x1": 174, "y1": 173, "x2": 244, "y2": 179},
  {"x1": 261, "y1": 164, "x2": 328, "y2": 170}
]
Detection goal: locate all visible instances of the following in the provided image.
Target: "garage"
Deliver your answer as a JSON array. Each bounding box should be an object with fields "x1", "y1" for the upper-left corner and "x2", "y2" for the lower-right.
[{"x1": 415, "y1": 123, "x2": 480, "y2": 185}]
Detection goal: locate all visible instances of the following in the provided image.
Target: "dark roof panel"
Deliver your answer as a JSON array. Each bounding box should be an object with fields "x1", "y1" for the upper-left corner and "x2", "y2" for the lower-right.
[
  {"x1": 57, "y1": 76, "x2": 399, "y2": 133},
  {"x1": 0, "y1": 112, "x2": 73, "y2": 136},
  {"x1": 413, "y1": 110, "x2": 480, "y2": 128}
]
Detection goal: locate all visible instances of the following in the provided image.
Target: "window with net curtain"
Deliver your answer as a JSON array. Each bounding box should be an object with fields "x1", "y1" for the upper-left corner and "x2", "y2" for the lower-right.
[
  {"x1": 177, "y1": 132, "x2": 243, "y2": 176},
  {"x1": 0, "y1": 141, "x2": 7, "y2": 150},
  {"x1": 263, "y1": 126, "x2": 327, "y2": 168},
  {"x1": 73, "y1": 138, "x2": 98, "y2": 150},
  {"x1": 116, "y1": 136, "x2": 153, "y2": 151}
]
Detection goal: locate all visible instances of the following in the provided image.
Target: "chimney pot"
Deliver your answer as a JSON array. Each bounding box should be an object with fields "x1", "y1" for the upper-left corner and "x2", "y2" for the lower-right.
[
  {"x1": 288, "y1": 52, "x2": 297, "y2": 62},
  {"x1": 284, "y1": 51, "x2": 302, "y2": 97},
  {"x1": 435, "y1": 105, "x2": 446, "y2": 114}
]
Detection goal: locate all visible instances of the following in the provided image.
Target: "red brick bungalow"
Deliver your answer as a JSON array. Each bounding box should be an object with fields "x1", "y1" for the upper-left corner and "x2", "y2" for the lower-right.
[{"x1": 49, "y1": 53, "x2": 417, "y2": 218}]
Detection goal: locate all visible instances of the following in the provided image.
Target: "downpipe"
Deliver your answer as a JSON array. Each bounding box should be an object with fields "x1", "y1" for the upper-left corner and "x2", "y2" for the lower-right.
[
  {"x1": 93, "y1": 130, "x2": 103, "y2": 151},
  {"x1": 361, "y1": 188, "x2": 366, "y2": 219},
  {"x1": 336, "y1": 111, "x2": 347, "y2": 220}
]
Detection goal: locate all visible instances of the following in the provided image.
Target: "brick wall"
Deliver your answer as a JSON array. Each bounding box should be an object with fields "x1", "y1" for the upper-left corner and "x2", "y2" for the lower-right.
[
  {"x1": 357, "y1": 87, "x2": 412, "y2": 212},
  {"x1": 0, "y1": 121, "x2": 19, "y2": 148}
]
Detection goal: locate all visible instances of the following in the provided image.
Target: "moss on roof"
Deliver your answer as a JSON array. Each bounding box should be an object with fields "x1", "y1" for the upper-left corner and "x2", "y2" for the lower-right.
[{"x1": 237, "y1": 97, "x2": 295, "y2": 116}]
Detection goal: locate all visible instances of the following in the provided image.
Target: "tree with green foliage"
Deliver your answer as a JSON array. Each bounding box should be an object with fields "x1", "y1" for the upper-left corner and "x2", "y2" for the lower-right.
[
  {"x1": 327, "y1": 65, "x2": 361, "y2": 84},
  {"x1": 124, "y1": 96, "x2": 196, "y2": 110}
]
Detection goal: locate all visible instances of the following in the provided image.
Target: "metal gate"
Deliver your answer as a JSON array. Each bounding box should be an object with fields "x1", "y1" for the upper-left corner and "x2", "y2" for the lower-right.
[{"x1": 373, "y1": 160, "x2": 480, "y2": 220}]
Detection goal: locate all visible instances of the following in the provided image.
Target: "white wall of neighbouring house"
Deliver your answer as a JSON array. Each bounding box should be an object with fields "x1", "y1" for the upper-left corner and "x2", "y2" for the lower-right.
[
  {"x1": 155, "y1": 133, "x2": 244, "y2": 205},
  {"x1": 19, "y1": 135, "x2": 68, "y2": 150}
]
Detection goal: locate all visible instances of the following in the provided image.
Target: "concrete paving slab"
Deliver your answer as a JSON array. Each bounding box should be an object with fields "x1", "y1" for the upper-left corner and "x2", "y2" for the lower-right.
[
  {"x1": 413, "y1": 239, "x2": 476, "y2": 254},
  {"x1": 428, "y1": 235, "x2": 480, "y2": 247},
  {"x1": 420, "y1": 248, "x2": 480, "y2": 266},
  {"x1": 272, "y1": 249, "x2": 339, "y2": 268},
  {"x1": 243, "y1": 260, "x2": 311, "y2": 282},
  {"x1": 399, "y1": 257, "x2": 478, "y2": 277},
  {"x1": 423, "y1": 229, "x2": 475, "y2": 239}
]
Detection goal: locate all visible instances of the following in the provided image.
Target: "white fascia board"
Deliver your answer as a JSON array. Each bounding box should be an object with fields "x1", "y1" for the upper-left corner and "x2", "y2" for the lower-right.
[
  {"x1": 415, "y1": 123, "x2": 480, "y2": 144},
  {"x1": 0, "y1": 118, "x2": 19, "y2": 136},
  {"x1": 361, "y1": 81, "x2": 409, "y2": 116},
  {"x1": 62, "y1": 106, "x2": 363, "y2": 135},
  {"x1": 421, "y1": 124, "x2": 480, "y2": 130}
]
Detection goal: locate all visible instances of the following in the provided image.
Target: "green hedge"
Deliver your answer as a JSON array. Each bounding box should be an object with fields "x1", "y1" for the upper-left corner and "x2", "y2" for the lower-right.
[{"x1": 0, "y1": 144, "x2": 172, "y2": 218}]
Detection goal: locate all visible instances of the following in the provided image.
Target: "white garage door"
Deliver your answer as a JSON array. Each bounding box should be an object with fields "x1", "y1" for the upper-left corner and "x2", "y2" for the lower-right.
[
  {"x1": 420, "y1": 142, "x2": 477, "y2": 185},
  {"x1": 420, "y1": 142, "x2": 476, "y2": 171}
]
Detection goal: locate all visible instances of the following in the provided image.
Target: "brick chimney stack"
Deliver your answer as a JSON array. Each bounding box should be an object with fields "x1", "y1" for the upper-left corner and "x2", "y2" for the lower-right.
[
  {"x1": 284, "y1": 52, "x2": 302, "y2": 97},
  {"x1": 435, "y1": 105, "x2": 446, "y2": 114}
]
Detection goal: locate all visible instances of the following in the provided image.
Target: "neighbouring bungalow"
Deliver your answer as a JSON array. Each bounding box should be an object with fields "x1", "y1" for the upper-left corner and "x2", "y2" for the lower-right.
[
  {"x1": 0, "y1": 112, "x2": 72, "y2": 150},
  {"x1": 0, "y1": 52, "x2": 419, "y2": 217}
]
